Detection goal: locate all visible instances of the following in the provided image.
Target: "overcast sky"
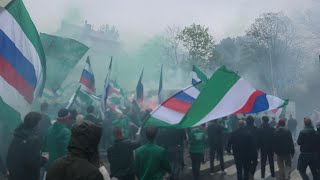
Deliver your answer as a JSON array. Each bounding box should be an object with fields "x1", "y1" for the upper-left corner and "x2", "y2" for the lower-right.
[{"x1": 24, "y1": 0, "x2": 318, "y2": 47}]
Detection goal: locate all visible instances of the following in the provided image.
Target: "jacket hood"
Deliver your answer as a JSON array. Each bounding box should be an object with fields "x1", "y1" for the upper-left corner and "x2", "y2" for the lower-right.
[
  {"x1": 14, "y1": 124, "x2": 37, "y2": 140},
  {"x1": 68, "y1": 121, "x2": 102, "y2": 166}
]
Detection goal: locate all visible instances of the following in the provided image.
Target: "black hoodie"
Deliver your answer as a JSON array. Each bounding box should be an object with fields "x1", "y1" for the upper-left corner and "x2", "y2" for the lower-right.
[
  {"x1": 46, "y1": 121, "x2": 104, "y2": 180},
  {"x1": 6, "y1": 124, "x2": 42, "y2": 180}
]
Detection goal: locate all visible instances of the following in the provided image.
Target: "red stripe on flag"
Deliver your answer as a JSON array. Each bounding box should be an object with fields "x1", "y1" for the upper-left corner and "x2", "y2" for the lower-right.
[
  {"x1": 272, "y1": 108, "x2": 279, "y2": 114},
  {"x1": 107, "y1": 86, "x2": 121, "y2": 96},
  {"x1": 162, "y1": 97, "x2": 191, "y2": 114},
  {"x1": 235, "y1": 90, "x2": 264, "y2": 114},
  {"x1": 80, "y1": 77, "x2": 96, "y2": 93},
  {"x1": 0, "y1": 56, "x2": 34, "y2": 104}
]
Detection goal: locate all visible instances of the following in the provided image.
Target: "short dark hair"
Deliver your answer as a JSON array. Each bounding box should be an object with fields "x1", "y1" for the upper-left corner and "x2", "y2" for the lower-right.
[
  {"x1": 40, "y1": 102, "x2": 48, "y2": 112},
  {"x1": 262, "y1": 116, "x2": 269, "y2": 123},
  {"x1": 23, "y1": 112, "x2": 42, "y2": 129},
  {"x1": 145, "y1": 127, "x2": 158, "y2": 141},
  {"x1": 87, "y1": 105, "x2": 95, "y2": 114},
  {"x1": 246, "y1": 116, "x2": 254, "y2": 125}
]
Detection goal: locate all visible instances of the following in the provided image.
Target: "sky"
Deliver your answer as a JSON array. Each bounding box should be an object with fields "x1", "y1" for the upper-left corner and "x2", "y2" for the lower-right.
[{"x1": 23, "y1": 0, "x2": 318, "y2": 49}]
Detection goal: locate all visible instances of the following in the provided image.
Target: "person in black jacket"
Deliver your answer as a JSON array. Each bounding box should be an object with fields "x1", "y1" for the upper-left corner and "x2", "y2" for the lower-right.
[
  {"x1": 245, "y1": 116, "x2": 259, "y2": 179},
  {"x1": 229, "y1": 120, "x2": 255, "y2": 180},
  {"x1": 7, "y1": 112, "x2": 45, "y2": 180},
  {"x1": 46, "y1": 121, "x2": 104, "y2": 180},
  {"x1": 273, "y1": 119, "x2": 295, "y2": 180},
  {"x1": 258, "y1": 116, "x2": 275, "y2": 178},
  {"x1": 107, "y1": 126, "x2": 140, "y2": 180},
  {"x1": 207, "y1": 120, "x2": 225, "y2": 174},
  {"x1": 287, "y1": 114, "x2": 298, "y2": 140},
  {"x1": 297, "y1": 118, "x2": 319, "y2": 180}
]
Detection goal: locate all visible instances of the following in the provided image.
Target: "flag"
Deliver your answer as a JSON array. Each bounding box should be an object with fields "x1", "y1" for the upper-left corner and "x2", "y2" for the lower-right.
[
  {"x1": 66, "y1": 86, "x2": 81, "y2": 109},
  {"x1": 192, "y1": 65, "x2": 207, "y2": 85},
  {"x1": 136, "y1": 68, "x2": 144, "y2": 104},
  {"x1": 0, "y1": 0, "x2": 46, "y2": 131},
  {"x1": 102, "y1": 57, "x2": 113, "y2": 111},
  {"x1": 40, "y1": 33, "x2": 88, "y2": 95},
  {"x1": 158, "y1": 65, "x2": 163, "y2": 104},
  {"x1": 146, "y1": 66, "x2": 286, "y2": 128},
  {"x1": 80, "y1": 57, "x2": 96, "y2": 94},
  {"x1": 144, "y1": 82, "x2": 205, "y2": 127},
  {"x1": 106, "y1": 80, "x2": 123, "y2": 114}
]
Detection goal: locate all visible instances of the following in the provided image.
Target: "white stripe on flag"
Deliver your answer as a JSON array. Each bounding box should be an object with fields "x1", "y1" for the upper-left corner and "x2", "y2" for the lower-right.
[
  {"x1": 266, "y1": 95, "x2": 285, "y2": 111},
  {"x1": 192, "y1": 71, "x2": 201, "y2": 82},
  {"x1": 0, "y1": 76, "x2": 30, "y2": 117},
  {"x1": 0, "y1": 9, "x2": 42, "y2": 81},
  {"x1": 194, "y1": 78, "x2": 256, "y2": 126},
  {"x1": 184, "y1": 86, "x2": 200, "y2": 99},
  {"x1": 151, "y1": 106, "x2": 185, "y2": 124}
]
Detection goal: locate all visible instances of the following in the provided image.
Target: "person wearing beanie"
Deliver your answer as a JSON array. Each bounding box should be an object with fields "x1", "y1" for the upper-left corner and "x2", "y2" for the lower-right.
[
  {"x1": 43, "y1": 108, "x2": 72, "y2": 171},
  {"x1": 7, "y1": 112, "x2": 46, "y2": 180},
  {"x1": 297, "y1": 118, "x2": 319, "y2": 180},
  {"x1": 258, "y1": 116, "x2": 275, "y2": 178},
  {"x1": 47, "y1": 121, "x2": 106, "y2": 180},
  {"x1": 272, "y1": 118, "x2": 295, "y2": 180}
]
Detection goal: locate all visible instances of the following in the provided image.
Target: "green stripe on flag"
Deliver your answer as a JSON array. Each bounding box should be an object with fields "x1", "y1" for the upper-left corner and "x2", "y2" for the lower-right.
[
  {"x1": 193, "y1": 65, "x2": 208, "y2": 83},
  {"x1": 0, "y1": 97, "x2": 21, "y2": 133},
  {"x1": 6, "y1": 0, "x2": 46, "y2": 95},
  {"x1": 178, "y1": 66, "x2": 240, "y2": 127}
]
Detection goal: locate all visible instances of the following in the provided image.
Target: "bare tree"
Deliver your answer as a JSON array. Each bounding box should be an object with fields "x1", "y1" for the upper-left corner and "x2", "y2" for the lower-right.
[{"x1": 161, "y1": 25, "x2": 183, "y2": 65}]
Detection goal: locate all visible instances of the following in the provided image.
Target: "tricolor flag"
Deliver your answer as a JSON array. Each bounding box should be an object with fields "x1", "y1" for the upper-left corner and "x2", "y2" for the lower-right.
[
  {"x1": 146, "y1": 66, "x2": 287, "y2": 128},
  {"x1": 0, "y1": 0, "x2": 46, "y2": 131},
  {"x1": 80, "y1": 57, "x2": 95, "y2": 94},
  {"x1": 102, "y1": 57, "x2": 113, "y2": 111},
  {"x1": 136, "y1": 68, "x2": 144, "y2": 105},
  {"x1": 106, "y1": 80, "x2": 123, "y2": 114},
  {"x1": 158, "y1": 65, "x2": 163, "y2": 104},
  {"x1": 192, "y1": 65, "x2": 207, "y2": 85}
]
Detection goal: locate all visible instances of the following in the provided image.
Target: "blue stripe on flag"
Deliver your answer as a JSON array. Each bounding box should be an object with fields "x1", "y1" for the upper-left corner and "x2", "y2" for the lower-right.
[
  {"x1": 0, "y1": 30, "x2": 37, "y2": 89},
  {"x1": 173, "y1": 91, "x2": 195, "y2": 103},
  {"x1": 192, "y1": 78, "x2": 198, "y2": 85},
  {"x1": 81, "y1": 69, "x2": 94, "y2": 82},
  {"x1": 251, "y1": 94, "x2": 269, "y2": 113}
]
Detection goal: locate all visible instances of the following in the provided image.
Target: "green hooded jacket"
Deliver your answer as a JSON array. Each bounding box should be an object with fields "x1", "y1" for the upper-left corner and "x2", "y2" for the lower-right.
[
  {"x1": 134, "y1": 142, "x2": 171, "y2": 180},
  {"x1": 43, "y1": 122, "x2": 71, "y2": 169}
]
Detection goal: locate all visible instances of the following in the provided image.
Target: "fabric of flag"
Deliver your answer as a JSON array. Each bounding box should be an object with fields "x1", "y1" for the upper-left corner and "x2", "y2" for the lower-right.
[
  {"x1": 136, "y1": 68, "x2": 144, "y2": 104},
  {"x1": 80, "y1": 57, "x2": 95, "y2": 94},
  {"x1": 102, "y1": 58, "x2": 113, "y2": 112},
  {"x1": 145, "y1": 82, "x2": 204, "y2": 127},
  {"x1": 146, "y1": 66, "x2": 286, "y2": 128},
  {"x1": 192, "y1": 65, "x2": 207, "y2": 85},
  {"x1": 0, "y1": 0, "x2": 46, "y2": 131},
  {"x1": 158, "y1": 65, "x2": 163, "y2": 104},
  {"x1": 178, "y1": 66, "x2": 287, "y2": 127},
  {"x1": 106, "y1": 81, "x2": 123, "y2": 114},
  {"x1": 40, "y1": 33, "x2": 88, "y2": 94}
]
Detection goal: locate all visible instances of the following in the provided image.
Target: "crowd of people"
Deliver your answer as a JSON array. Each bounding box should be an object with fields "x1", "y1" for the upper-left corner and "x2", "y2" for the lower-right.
[{"x1": 0, "y1": 102, "x2": 320, "y2": 180}]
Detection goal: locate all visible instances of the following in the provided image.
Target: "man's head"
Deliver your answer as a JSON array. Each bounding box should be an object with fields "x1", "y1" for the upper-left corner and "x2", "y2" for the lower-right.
[
  {"x1": 86, "y1": 105, "x2": 95, "y2": 114},
  {"x1": 145, "y1": 127, "x2": 158, "y2": 141},
  {"x1": 262, "y1": 116, "x2": 269, "y2": 124},
  {"x1": 57, "y1": 108, "x2": 71, "y2": 123},
  {"x1": 40, "y1": 102, "x2": 48, "y2": 113},
  {"x1": 246, "y1": 116, "x2": 255, "y2": 126},
  {"x1": 112, "y1": 126, "x2": 124, "y2": 140},
  {"x1": 278, "y1": 119, "x2": 286, "y2": 127},
  {"x1": 304, "y1": 117, "x2": 313, "y2": 127},
  {"x1": 23, "y1": 112, "x2": 42, "y2": 129},
  {"x1": 238, "y1": 120, "x2": 246, "y2": 128}
]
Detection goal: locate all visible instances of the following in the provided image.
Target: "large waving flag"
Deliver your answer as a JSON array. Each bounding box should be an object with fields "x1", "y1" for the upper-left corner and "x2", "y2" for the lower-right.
[
  {"x1": 192, "y1": 65, "x2": 207, "y2": 85},
  {"x1": 80, "y1": 57, "x2": 95, "y2": 94},
  {"x1": 158, "y1": 65, "x2": 163, "y2": 104},
  {"x1": 136, "y1": 68, "x2": 144, "y2": 105},
  {"x1": 0, "y1": 0, "x2": 46, "y2": 131},
  {"x1": 145, "y1": 66, "x2": 286, "y2": 127}
]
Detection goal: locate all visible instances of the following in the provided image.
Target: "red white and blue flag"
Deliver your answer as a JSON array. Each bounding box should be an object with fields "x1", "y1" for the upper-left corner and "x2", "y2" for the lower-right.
[
  {"x1": 0, "y1": 0, "x2": 46, "y2": 129},
  {"x1": 80, "y1": 57, "x2": 95, "y2": 94}
]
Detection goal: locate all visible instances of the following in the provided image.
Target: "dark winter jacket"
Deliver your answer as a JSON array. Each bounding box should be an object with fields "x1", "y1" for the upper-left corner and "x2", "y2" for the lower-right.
[
  {"x1": 107, "y1": 139, "x2": 140, "y2": 178},
  {"x1": 287, "y1": 118, "x2": 297, "y2": 131},
  {"x1": 46, "y1": 121, "x2": 104, "y2": 180},
  {"x1": 229, "y1": 127, "x2": 255, "y2": 160},
  {"x1": 245, "y1": 125, "x2": 259, "y2": 151},
  {"x1": 297, "y1": 126, "x2": 317, "y2": 153},
  {"x1": 7, "y1": 124, "x2": 43, "y2": 180},
  {"x1": 258, "y1": 123, "x2": 275, "y2": 151},
  {"x1": 272, "y1": 127, "x2": 295, "y2": 156},
  {"x1": 207, "y1": 122, "x2": 224, "y2": 148},
  {"x1": 85, "y1": 113, "x2": 101, "y2": 125}
]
